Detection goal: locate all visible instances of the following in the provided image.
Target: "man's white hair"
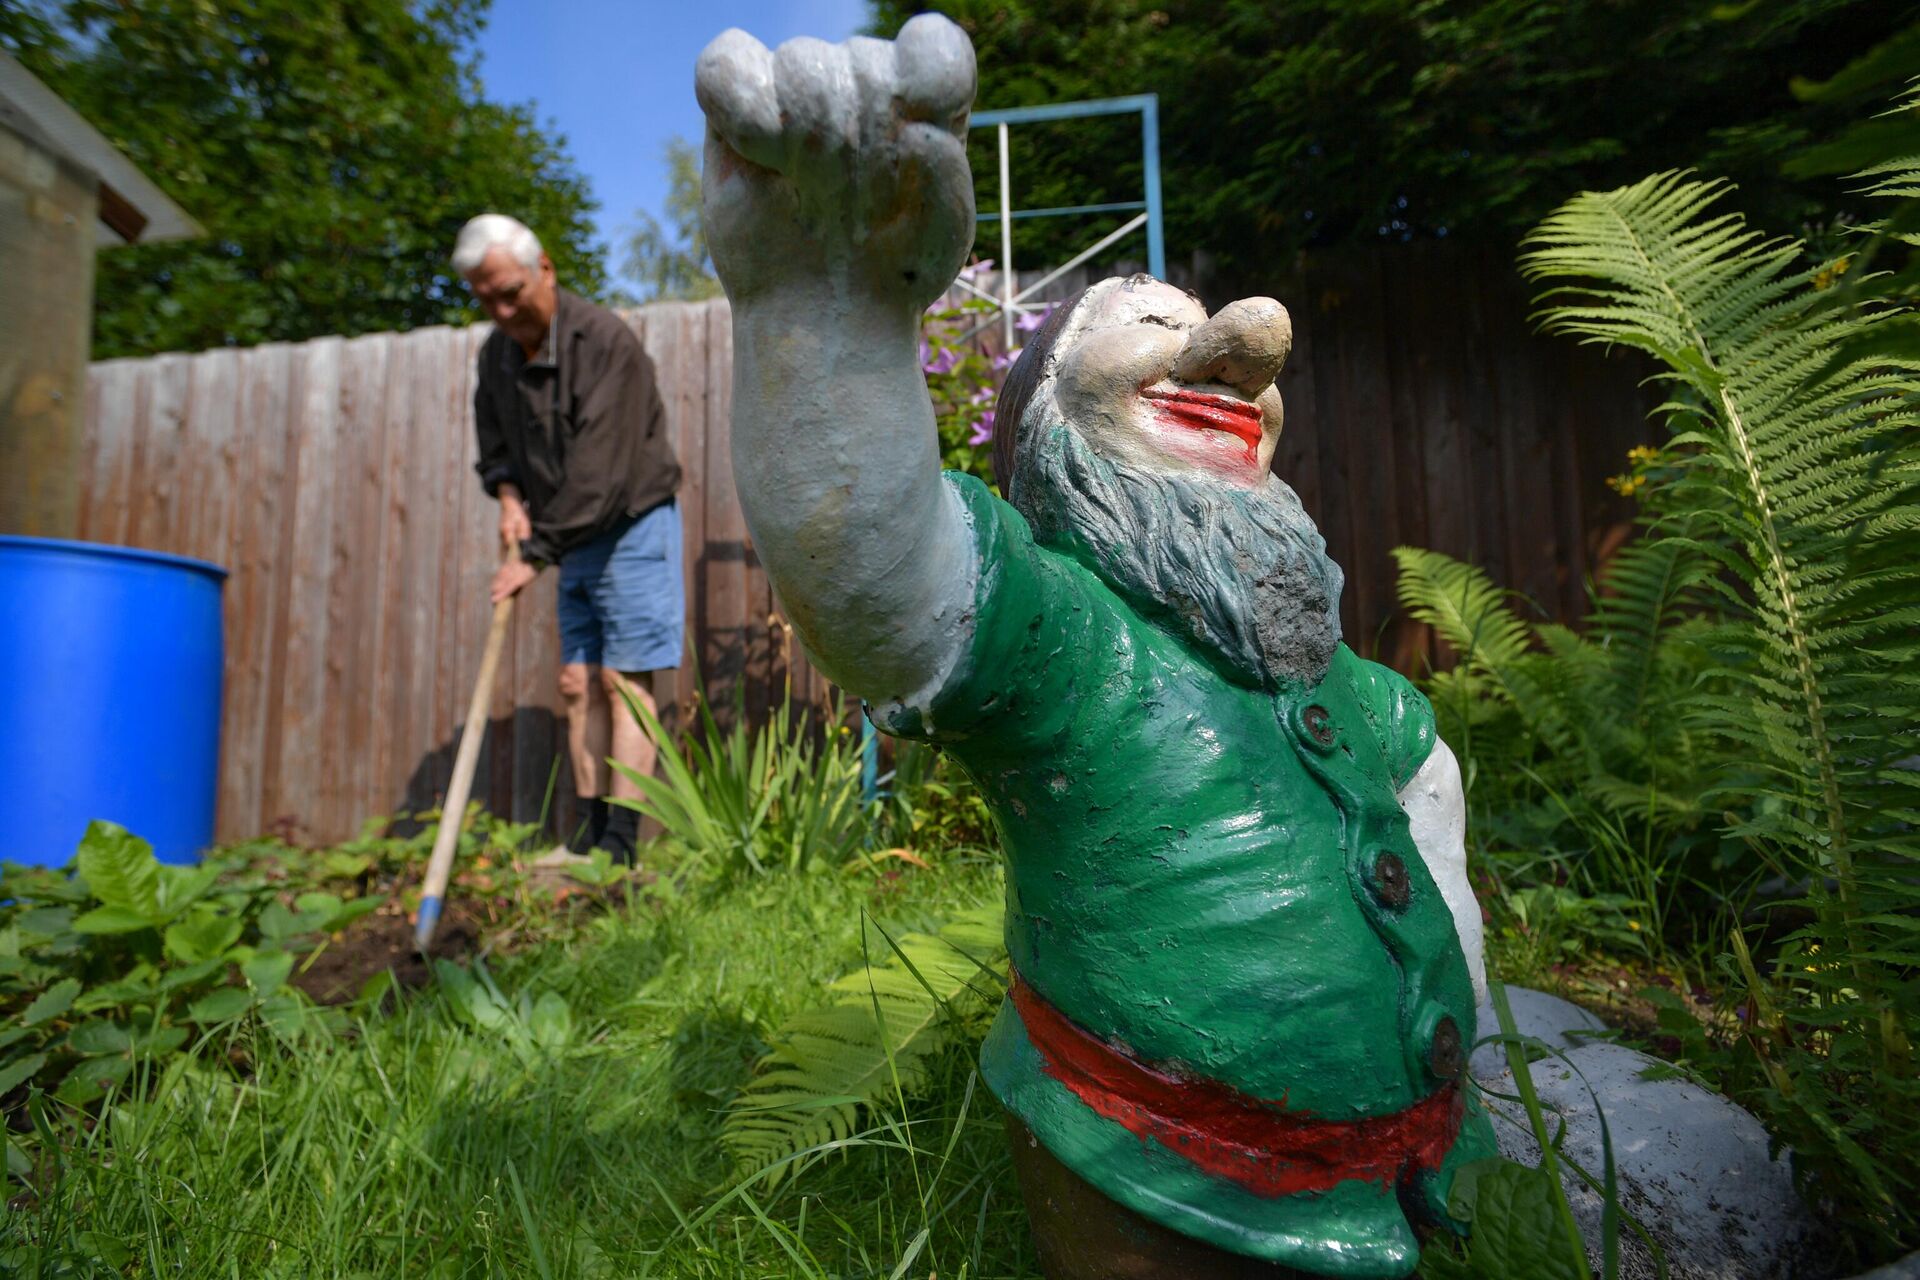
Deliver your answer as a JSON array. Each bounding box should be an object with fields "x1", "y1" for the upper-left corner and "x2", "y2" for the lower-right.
[{"x1": 452, "y1": 214, "x2": 543, "y2": 275}]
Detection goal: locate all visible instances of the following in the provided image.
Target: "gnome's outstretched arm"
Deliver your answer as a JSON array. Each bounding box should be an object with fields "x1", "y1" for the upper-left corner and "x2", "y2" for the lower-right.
[{"x1": 696, "y1": 17, "x2": 981, "y2": 707}]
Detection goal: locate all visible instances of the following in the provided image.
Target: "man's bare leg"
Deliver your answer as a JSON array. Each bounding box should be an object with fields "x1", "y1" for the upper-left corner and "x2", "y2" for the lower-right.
[
  {"x1": 559, "y1": 662, "x2": 611, "y2": 852},
  {"x1": 601, "y1": 667, "x2": 658, "y2": 863}
]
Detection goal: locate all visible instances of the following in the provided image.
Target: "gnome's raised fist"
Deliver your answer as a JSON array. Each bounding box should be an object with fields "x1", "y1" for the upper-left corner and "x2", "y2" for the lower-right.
[{"x1": 695, "y1": 15, "x2": 977, "y2": 312}]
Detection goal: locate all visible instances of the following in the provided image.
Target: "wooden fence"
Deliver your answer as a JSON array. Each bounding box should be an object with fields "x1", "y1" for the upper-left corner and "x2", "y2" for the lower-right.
[
  {"x1": 77, "y1": 247, "x2": 1653, "y2": 846},
  {"x1": 77, "y1": 298, "x2": 826, "y2": 847}
]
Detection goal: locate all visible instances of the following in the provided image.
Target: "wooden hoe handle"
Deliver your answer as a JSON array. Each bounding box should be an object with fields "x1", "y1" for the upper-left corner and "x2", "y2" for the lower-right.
[{"x1": 416, "y1": 549, "x2": 518, "y2": 949}]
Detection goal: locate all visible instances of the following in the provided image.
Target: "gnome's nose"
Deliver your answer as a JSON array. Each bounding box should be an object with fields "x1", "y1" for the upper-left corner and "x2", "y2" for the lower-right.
[{"x1": 1172, "y1": 297, "x2": 1293, "y2": 398}]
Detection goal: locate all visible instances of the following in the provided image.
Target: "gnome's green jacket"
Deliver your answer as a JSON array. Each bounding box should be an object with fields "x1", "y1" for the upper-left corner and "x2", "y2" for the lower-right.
[{"x1": 877, "y1": 475, "x2": 1495, "y2": 1278}]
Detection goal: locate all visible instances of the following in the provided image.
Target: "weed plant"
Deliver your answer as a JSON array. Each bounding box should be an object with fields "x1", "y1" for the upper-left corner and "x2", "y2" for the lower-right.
[
  {"x1": 4, "y1": 832, "x2": 1025, "y2": 1277},
  {"x1": 1398, "y1": 86, "x2": 1920, "y2": 1267}
]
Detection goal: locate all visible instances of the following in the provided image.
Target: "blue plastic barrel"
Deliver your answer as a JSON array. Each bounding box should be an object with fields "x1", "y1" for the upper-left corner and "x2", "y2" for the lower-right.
[{"x1": 0, "y1": 536, "x2": 227, "y2": 866}]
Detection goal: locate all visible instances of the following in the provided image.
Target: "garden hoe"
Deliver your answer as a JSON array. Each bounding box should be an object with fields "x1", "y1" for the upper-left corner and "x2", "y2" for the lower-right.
[{"x1": 416, "y1": 546, "x2": 518, "y2": 950}]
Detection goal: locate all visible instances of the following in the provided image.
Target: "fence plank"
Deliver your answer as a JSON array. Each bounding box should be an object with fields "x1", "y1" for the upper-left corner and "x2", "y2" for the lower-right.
[
  {"x1": 702, "y1": 299, "x2": 752, "y2": 719},
  {"x1": 128, "y1": 355, "x2": 191, "y2": 555},
  {"x1": 368, "y1": 334, "x2": 414, "y2": 822},
  {"x1": 217, "y1": 345, "x2": 292, "y2": 836},
  {"x1": 385, "y1": 329, "x2": 441, "y2": 818},
  {"x1": 263, "y1": 338, "x2": 341, "y2": 838},
  {"x1": 77, "y1": 360, "x2": 138, "y2": 546},
  {"x1": 318, "y1": 335, "x2": 390, "y2": 839}
]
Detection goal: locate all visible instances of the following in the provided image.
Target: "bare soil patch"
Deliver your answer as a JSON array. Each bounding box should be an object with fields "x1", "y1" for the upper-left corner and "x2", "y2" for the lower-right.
[{"x1": 292, "y1": 902, "x2": 485, "y2": 1005}]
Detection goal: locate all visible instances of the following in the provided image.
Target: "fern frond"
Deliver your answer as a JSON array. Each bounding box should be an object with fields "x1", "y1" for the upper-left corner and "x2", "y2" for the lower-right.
[
  {"x1": 1525, "y1": 172, "x2": 1920, "y2": 879},
  {"x1": 1389, "y1": 547, "x2": 1535, "y2": 683},
  {"x1": 720, "y1": 904, "x2": 1006, "y2": 1187},
  {"x1": 1390, "y1": 546, "x2": 1596, "y2": 759}
]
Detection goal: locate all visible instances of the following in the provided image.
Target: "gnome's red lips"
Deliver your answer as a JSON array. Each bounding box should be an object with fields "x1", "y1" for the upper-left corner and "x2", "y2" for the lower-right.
[{"x1": 1140, "y1": 386, "x2": 1264, "y2": 457}]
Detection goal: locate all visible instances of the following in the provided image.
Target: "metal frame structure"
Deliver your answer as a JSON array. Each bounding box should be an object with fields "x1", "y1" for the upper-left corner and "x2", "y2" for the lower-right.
[{"x1": 965, "y1": 95, "x2": 1165, "y2": 345}]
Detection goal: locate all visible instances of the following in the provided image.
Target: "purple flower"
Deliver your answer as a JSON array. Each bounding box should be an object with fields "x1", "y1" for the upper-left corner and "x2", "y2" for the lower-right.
[
  {"x1": 959, "y1": 258, "x2": 995, "y2": 282},
  {"x1": 992, "y1": 347, "x2": 1019, "y2": 372},
  {"x1": 1014, "y1": 303, "x2": 1055, "y2": 334},
  {"x1": 967, "y1": 384, "x2": 993, "y2": 405},
  {"x1": 922, "y1": 345, "x2": 961, "y2": 375},
  {"x1": 968, "y1": 410, "x2": 995, "y2": 445}
]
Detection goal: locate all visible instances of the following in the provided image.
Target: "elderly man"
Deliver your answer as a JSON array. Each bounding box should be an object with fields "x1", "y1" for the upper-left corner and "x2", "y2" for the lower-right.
[
  {"x1": 453, "y1": 214, "x2": 683, "y2": 864},
  {"x1": 696, "y1": 16, "x2": 1492, "y2": 1280}
]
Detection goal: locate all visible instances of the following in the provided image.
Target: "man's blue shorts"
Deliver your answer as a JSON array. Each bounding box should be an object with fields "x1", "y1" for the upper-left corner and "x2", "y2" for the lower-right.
[{"x1": 557, "y1": 500, "x2": 685, "y2": 672}]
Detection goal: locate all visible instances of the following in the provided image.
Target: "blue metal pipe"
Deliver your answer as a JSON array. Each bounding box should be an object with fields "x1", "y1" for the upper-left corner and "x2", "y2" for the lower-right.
[
  {"x1": 966, "y1": 95, "x2": 1166, "y2": 281},
  {"x1": 1142, "y1": 96, "x2": 1166, "y2": 279}
]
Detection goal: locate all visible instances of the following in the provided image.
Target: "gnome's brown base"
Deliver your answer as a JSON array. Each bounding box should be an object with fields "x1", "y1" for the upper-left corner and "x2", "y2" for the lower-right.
[{"x1": 1006, "y1": 1114, "x2": 1314, "y2": 1280}]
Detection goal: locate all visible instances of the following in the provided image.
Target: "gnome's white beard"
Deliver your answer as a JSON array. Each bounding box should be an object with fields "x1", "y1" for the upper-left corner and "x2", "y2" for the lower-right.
[{"x1": 1011, "y1": 418, "x2": 1344, "y2": 690}]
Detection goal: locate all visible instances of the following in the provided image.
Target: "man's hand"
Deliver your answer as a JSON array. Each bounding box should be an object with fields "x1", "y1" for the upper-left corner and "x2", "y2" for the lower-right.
[
  {"x1": 498, "y1": 486, "x2": 532, "y2": 550},
  {"x1": 696, "y1": 15, "x2": 976, "y2": 312},
  {"x1": 491, "y1": 558, "x2": 538, "y2": 604}
]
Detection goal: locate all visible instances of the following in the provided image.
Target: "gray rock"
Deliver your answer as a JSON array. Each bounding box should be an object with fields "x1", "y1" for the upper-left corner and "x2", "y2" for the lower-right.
[
  {"x1": 1470, "y1": 987, "x2": 1607, "y2": 1080},
  {"x1": 1474, "y1": 1032, "x2": 1818, "y2": 1280}
]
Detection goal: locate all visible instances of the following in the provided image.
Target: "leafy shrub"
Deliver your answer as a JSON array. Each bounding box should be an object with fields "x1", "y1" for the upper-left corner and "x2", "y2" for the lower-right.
[
  {"x1": 1402, "y1": 89, "x2": 1919, "y2": 1261},
  {"x1": 721, "y1": 904, "x2": 1005, "y2": 1186},
  {"x1": 0, "y1": 821, "x2": 379, "y2": 1119},
  {"x1": 613, "y1": 685, "x2": 873, "y2": 876},
  {"x1": 878, "y1": 740, "x2": 999, "y2": 856}
]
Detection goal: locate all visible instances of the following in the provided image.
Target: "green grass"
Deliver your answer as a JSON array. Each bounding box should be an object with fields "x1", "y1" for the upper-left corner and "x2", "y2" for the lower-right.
[{"x1": 3, "y1": 852, "x2": 1036, "y2": 1279}]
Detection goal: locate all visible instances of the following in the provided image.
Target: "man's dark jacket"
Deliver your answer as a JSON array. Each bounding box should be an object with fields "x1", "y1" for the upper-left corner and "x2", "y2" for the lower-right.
[{"x1": 473, "y1": 288, "x2": 681, "y2": 565}]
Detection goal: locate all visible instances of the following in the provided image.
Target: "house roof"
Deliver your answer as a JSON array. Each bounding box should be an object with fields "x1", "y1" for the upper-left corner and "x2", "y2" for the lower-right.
[{"x1": 0, "y1": 48, "x2": 202, "y2": 245}]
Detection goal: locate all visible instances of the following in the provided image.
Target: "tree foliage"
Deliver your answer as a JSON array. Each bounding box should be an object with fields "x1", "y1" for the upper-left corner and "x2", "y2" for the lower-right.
[
  {"x1": 869, "y1": 0, "x2": 1918, "y2": 293},
  {"x1": 619, "y1": 137, "x2": 721, "y2": 305},
  {"x1": 1, "y1": 0, "x2": 606, "y2": 357}
]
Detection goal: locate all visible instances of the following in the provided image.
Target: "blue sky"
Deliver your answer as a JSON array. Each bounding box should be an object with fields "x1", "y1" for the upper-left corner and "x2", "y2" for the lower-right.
[{"x1": 474, "y1": 0, "x2": 870, "y2": 292}]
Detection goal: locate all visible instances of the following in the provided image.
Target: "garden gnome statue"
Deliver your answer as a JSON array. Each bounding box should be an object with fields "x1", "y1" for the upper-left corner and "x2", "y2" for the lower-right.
[{"x1": 697, "y1": 16, "x2": 1495, "y2": 1278}]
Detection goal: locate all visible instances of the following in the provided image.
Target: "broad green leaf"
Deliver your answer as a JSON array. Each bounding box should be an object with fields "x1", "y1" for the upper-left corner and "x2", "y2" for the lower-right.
[
  {"x1": 155, "y1": 864, "x2": 221, "y2": 919},
  {"x1": 130, "y1": 1025, "x2": 188, "y2": 1058},
  {"x1": 163, "y1": 908, "x2": 244, "y2": 964},
  {"x1": 324, "y1": 896, "x2": 382, "y2": 932},
  {"x1": 258, "y1": 992, "x2": 306, "y2": 1040},
  {"x1": 77, "y1": 964, "x2": 160, "y2": 1008},
  {"x1": 72, "y1": 905, "x2": 158, "y2": 935},
  {"x1": 65, "y1": 1020, "x2": 131, "y2": 1056},
  {"x1": 294, "y1": 891, "x2": 344, "y2": 921},
  {"x1": 0, "y1": 1053, "x2": 48, "y2": 1095},
  {"x1": 76, "y1": 1232, "x2": 131, "y2": 1268},
  {"x1": 12, "y1": 907, "x2": 74, "y2": 940},
  {"x1": 1456, "y1": 1160, "x2": 1588, "y2": 1280},
  {"x1": 354, "y1": 971, "x2": 395, "y2": 1012},
  {"x1": 22, "y1": 978, "x2": 80, "y2": 1026},
  {"x1": 529, "y1": 991, "x2": 572, "y2": 1050},
  {"x1": 243, "y1": 951, "x2": 297, "y2": 999},
  {"x1": 75, "y1": 821, "x2": 162, "y2": 920},
  {"x1": 4, "y1": 1138, "x2": 29, "y2": 1179},
  {"x1": 152, "y1": 956, "x2": 228, "y2": 996},
  {"x1": 323, "y1": 852, "x2": 372, "y2": 878},
  {"x1": 55, "y1": 1053, "x2": 131, "y2": 1104},
  {"x1": 257, "y1": 901, "x2": 322, "y2": 943},
  {"x1": 186, "y1": 988, "x2": 254, "y2": 1024}
]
